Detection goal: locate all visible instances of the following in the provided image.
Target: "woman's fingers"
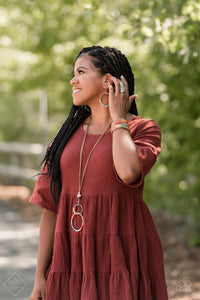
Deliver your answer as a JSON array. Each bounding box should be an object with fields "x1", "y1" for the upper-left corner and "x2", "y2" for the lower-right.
[
  {"x1": 111, "y1": 76, "x2": 121, "y2": 95},
  {"x1": 108, "y1": 82, "x2": 114, "y2": 97},
  {"x1": 128, "y1": 94, "x2": 139, "y2": 108},
  {"x1": 129, "y1": 94, "x2": 139, "y2": 101},
  {"x1": 120, "y1": 75, "x2": 129, "y2": 98},
  {"x1": 41, "y1": 291, "x2": 46, "y2": 300},
  {"x1": 108, "y1": 75, "x2": 138, "y2": 119},
  {"x1": 111, "y1": 75, "x2": 129, "y2": 98}
]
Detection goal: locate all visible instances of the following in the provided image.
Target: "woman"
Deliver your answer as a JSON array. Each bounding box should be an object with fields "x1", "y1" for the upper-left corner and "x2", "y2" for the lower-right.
[{"x1": 30, "y1": 46, "x2": 168, "y2": 300}]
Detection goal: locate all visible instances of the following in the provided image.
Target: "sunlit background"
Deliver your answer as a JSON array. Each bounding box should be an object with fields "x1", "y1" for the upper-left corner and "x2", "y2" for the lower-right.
[{"x1": 0, "y1": 0, "x2": 199, "y2": 299}]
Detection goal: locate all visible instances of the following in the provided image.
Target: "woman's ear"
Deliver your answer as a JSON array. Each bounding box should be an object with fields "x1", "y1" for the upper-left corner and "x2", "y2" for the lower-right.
[{"x1": 103, "y1": 74, "x2": 113, "y2": 89}]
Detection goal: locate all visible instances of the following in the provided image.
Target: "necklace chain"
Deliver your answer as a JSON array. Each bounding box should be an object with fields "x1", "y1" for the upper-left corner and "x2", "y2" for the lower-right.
[{"x1": 71, "y1": 117, "x2": 111, "y2": 232}]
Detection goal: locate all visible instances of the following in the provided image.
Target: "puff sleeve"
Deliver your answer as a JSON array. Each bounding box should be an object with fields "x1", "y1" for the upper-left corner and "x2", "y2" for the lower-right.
[
  {"x1": 114, "y1": 118, "x2": 161, "y2": 188},
  {"x1": 29, "y1": 165, "x2": 57, "y2": 213}
]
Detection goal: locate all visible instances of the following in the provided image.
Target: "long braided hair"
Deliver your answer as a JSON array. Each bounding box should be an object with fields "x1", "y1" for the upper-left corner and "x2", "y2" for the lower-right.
[{"x1": 42, "y1": 46, "x2": 138, "y2": 207}]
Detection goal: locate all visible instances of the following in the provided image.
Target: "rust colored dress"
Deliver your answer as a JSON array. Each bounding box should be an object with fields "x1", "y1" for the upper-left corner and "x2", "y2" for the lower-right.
[{"x1": 29, "y1": 116, "x2": 168, "y2": 300}]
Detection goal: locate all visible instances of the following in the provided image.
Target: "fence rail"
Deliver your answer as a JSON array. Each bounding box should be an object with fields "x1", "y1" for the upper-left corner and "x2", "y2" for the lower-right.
[
  {"x1": 0, "y1": 141, "x2": 44, "y2": 155},
  {"x1": 0, "y1": 141, "x2": 45, "y2": 181}
]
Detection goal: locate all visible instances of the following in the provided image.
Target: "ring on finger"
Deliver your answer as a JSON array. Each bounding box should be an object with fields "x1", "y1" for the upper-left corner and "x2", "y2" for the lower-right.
[{"x1": 119, "y1": 82, "x2": 125, "y2": 93}]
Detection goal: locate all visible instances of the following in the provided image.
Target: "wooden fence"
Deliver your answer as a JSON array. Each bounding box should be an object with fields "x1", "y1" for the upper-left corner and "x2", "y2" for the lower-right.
[{"x1": 0, "y1": 141, "x2": 45, "y2": 181}]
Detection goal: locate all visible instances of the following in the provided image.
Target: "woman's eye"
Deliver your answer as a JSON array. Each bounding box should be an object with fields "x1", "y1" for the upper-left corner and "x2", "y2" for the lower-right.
[{"x1": 72, "y1": 70, "x2": 84, "y2": 77}]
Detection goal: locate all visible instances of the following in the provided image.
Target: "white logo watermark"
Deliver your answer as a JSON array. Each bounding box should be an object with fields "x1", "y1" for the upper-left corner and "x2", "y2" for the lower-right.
[
  {"x1": 3, "y1": 272, "x2": 27, "y2": 296},
  {"x1": 176, "y1": 277, "x2": 192, "y2": 293}
]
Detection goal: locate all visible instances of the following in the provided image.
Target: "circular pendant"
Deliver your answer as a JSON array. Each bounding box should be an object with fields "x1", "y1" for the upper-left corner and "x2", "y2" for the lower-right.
[{"x1": 71, "y1": 204, "x2": 84, "y2": 232}]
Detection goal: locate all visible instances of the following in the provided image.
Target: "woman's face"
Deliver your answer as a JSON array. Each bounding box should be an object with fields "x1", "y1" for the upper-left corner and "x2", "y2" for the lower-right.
[{"x1": 70, "y1": 55, "x2": 105, "y2": 107}]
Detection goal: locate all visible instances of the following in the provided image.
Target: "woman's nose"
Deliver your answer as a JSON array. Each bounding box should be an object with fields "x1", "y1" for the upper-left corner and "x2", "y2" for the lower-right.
[{"x1": 70, "y1": 75, "x2": 78, "y2": 85}]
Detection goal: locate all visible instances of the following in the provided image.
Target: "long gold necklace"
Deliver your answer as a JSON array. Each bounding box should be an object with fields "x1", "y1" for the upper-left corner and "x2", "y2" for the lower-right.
[{"x1": 71, "y1": 117, "x2": 111, "y2": 232}]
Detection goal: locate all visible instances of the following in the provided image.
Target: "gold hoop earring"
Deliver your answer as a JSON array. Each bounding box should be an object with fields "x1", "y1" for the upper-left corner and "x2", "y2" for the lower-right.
[{"x1": 99, "y1": 90, "x2": 109, "y2": 108}]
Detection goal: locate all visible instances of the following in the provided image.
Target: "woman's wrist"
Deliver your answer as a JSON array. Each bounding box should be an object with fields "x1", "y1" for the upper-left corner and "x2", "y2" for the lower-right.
[
  {"x1": 35, "y1": 269, "x2": 47, "y2": 279},
  {"x1": 111, "y1": 118, "x2": 130, "y2": 134},
  {"x1": 111, "y1": 114, "x2": 127, "y2": 122}
]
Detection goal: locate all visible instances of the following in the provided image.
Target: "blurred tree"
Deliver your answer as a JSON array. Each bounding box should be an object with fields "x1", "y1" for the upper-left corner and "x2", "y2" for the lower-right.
[{"x1": 0, "y1": 0, "x2": 199, "y2": 220}]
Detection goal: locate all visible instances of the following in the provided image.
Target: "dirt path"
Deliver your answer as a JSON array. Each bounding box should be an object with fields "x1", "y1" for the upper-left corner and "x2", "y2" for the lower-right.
[
  {"x1": 153, "y1": 211, "x2": 200, "y2": 300},
  {"x1": 0, "y1": 201, "x2": 39, "y2": 299},
  {"x1": 0, "y1": 185, "x2": 200, "y2": 299}
]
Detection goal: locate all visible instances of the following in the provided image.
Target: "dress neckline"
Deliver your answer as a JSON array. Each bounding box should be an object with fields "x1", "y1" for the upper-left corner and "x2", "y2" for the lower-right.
[{"x1": 80, "y1": 115, "x2": 141, "y2": 136}]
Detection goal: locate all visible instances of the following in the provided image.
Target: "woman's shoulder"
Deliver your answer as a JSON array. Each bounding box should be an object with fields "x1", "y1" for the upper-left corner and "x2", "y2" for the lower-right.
[
  {"x1": 127, "y1": 114, "x2": 161, "y2": 137},
  {"x1": 127, "y1": 113, "x2": 160, "y2": 127}
]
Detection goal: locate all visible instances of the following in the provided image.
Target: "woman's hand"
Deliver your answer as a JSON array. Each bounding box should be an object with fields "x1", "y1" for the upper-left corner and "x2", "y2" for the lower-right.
[
  {"x1": 108, "y1": 75, "x2": 138, "y2": 121},
  {"x1": 30, "y1": 209, "x2": 56, "y2": 300},
  {"x1": 30, "y1": 275, "x2": 47, "y2": 300}
]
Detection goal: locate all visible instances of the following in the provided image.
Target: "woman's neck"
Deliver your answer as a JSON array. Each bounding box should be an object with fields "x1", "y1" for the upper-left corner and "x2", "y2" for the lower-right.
[
  {"x1": 84, "y1": 105, "x2": 112, "y2": 134},
  {"x1": 83, "y1": 104, "x2": 135, "y2": 134}
]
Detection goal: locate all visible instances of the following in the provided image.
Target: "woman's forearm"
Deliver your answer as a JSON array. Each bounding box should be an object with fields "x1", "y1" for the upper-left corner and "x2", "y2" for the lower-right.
[
  {"x1": 112, "y1": 128, "x2": 141, "y2": 184},
  {"x1": 35, "y1": 209, "x2": 57, "y2": 278}
]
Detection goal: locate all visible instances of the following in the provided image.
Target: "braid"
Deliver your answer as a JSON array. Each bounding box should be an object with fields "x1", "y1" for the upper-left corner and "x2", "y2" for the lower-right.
[
  {"x1": 43, "y1": 46, "x2": 138, "y2": 207},
  {"x1": 42, "y1": 105, "x2": 91, "y2": 206}
]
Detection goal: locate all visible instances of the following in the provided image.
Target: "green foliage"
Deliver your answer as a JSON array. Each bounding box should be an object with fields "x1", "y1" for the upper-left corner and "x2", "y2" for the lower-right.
[{"x1": 0, "y1": 0, "x2": 199, "y2": 221}]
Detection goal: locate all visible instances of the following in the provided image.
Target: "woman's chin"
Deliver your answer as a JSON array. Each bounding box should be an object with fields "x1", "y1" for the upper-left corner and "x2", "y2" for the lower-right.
[
  {"x1": 73, "y1": 98, "x2": 89, "y2": 107},
  {"x1": 72, "y1": 99, "x2": 82, "y2": 106}
]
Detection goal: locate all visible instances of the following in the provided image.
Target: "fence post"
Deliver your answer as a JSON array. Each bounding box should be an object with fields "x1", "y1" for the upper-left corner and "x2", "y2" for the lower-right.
[{"x1": 39, "y1": 90, "x2": 48, "y2": 146}]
